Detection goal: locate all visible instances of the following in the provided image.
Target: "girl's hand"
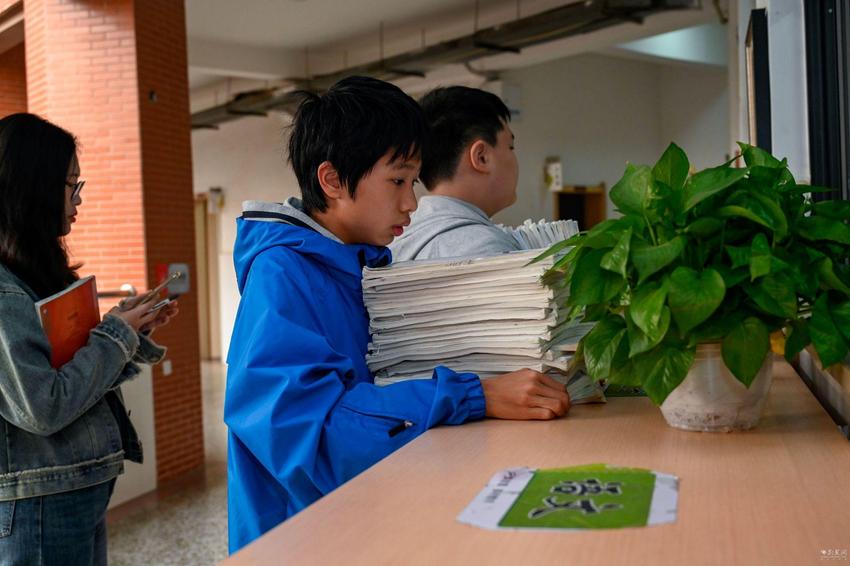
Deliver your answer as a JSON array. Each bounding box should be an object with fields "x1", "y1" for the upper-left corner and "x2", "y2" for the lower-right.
[
  {"x1": 107, "y1": 297, "x2": 159, "y2": 332},
  {"x1": 139, "y1": 300, "x2": 179, "y2": 336}
]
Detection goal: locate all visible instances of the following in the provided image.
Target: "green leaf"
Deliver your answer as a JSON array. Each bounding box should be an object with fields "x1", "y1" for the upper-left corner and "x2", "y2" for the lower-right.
[
  {"x1": 805, "y1": 247, "x2": 827, "y2": 262},
  {"x1": 652, "y1": 142, "x2": 690, "y2": 192},
  {"x1": 748, "y1": 165, "x2": 784, "y2": 188},
  {"x1": 722, "y1": 317, "x2": 770, "y2": 386},
  {"x1": 582, "y1": 217, "x2": 640, "y2": 249},
  {"x1": 784, "y1": 192, "x2": 808, "y2": 221},
  {"x1": 749, "y1": 233, "x2": 771, "y2": 281},
  {"x1": 627, "y1": 307, "x2": 671, "y2": 356},
  {"x1": 769, "y1": 254, "x2": 793, "y2": 275},
  {"x1": 628, "y1": 280, "x2": 669, "y2": 337},
  {"x1": 569, "y1": 248, "x2": 625, "y2": 306},
  {"x1": 634, "y1": 344, "x2": 695, "y2": 405},
  {"x1": 817, "y1": 258, "x2": 850, "y2": 295},
  {"x1": 787, "y1": 258, "x2": 820, "y2": 299},
  {"x1": 606, "y1": 337, "x2": 641, "y2": 386},
  {"x1": 833, "y1": 301, "x2": 850, "y2": 343},
  {"x1": 549, "y1": 243, "x2": 585, "y2": 273},
  {"x1": 714, "y1": 264, "x2": 749, "y2": 288},
  {"x1": 813, "y1": 200, "x2": 850, "y2": 221},
  {"x1": 600, "y1": 228, "x2": 632, "y2": 278},
  {"x1": 667, "y1": 267, "x2": 726, "y2": 334},
  {"x1": 725, "y1": 245, "x2": 751, "y2": 269},
  {"x1": 745, "y1": 273, "x2": 798, "y2": 318},
  {"x1": 737, "y1": 142, "x2": 783, "y2": 168},
  {"x1": 690, "y1": 309, "x2": 746, "y2": 342},
  {"x1": 682, "y1": 165, "x2": 748, "y2": 211},
  {"x1": 582, "y1": 303, "x2": 609, "y2": 322},
  {"x1": 610, "y1": 164, "x2": 656, "y2": 218},
  {"x1": 748, "y1": 192, "x2": 789, "y2": 241},
  {"x1": 715, "y1": 205, "x2": 774, "y2": 230},
  {"x1": 631, "y1": 236, "x2": 687, "y2": 283},
  {"x1": 531, "y1": 233, "x2": 582, "y2": 264},
  {"x1": 582, "y1": 315, "x2": 627, "y2": 380},
  {"x1": 811, "y1": 295, "x2": 849, "y2": 367},
  {"x1": 796, "y1": 216, "x2": 850, "y2": 245},
  {"x1": 685, "y1": 217, "x2": 724, "y2": 238},
  {"x1": 781, "y1": 184, "x2": 837, "y2": 195},
  {"x1": 784, "y1": 319, "x2": 811, "y2": 362}
]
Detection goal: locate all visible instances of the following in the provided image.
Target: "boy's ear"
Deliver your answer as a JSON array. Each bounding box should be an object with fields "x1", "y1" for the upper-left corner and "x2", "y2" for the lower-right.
[
  {"x1": 467, "y1": 139, "x2": 491, "y2": 174},
  {"x1": 317, "y1": 161, "x2": 346, "y2": 202}
]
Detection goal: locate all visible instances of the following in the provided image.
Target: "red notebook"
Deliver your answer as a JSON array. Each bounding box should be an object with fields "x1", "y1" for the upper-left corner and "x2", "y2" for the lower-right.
[{"x1": 34, "y1": 276, "x2": 101, "y2": 368}]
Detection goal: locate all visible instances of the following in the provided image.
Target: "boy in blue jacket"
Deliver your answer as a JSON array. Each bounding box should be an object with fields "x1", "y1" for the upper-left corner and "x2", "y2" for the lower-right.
[{"x1": 224, "y1": 76, "x2": 570, "y2": 553}]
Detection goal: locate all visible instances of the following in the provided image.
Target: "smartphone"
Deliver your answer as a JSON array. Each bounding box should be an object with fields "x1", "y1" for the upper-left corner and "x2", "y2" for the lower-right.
[
  {"x1": 119, "y1": 272, "x2": 183, "y2": 312},
  {"x1": 145, "y1": 298, "x2": 173, "y2": 315},
  {"x1": 140, "y1": 272, "x2": 183, "y2": 304}
]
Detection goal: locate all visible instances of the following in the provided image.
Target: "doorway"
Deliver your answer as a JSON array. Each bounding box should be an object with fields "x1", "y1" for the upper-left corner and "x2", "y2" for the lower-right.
[{"x1": 194, "y1": 194, "x2": 221, "y2": 361}]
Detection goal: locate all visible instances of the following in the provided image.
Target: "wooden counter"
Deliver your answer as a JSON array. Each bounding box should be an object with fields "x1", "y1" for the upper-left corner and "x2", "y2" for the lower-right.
[{"x1": 224, "y1": 363, "x2": 850, "y2": 566}]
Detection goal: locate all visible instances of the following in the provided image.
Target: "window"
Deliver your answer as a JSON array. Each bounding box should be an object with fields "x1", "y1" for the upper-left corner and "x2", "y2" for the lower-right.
[{"x1": 806, "y1": 0, "x2": 850, "y2": 201}]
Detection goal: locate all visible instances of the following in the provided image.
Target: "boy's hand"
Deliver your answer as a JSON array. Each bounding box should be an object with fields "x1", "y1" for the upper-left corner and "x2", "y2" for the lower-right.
[{"x1": 481, "y1": 369, "x2": 571, "y2": 420}]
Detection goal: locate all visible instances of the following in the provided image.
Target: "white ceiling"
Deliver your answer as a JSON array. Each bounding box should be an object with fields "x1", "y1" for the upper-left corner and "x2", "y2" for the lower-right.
[
  {"x1": 184, "y1": 0, "x2": 724, "y2": 101},
  {"x1": 184, "y1": 0, "x2": 571, "y2": 89},
  {"x1": 185, "y1": 0, "x2": 478, "y2": 50}
]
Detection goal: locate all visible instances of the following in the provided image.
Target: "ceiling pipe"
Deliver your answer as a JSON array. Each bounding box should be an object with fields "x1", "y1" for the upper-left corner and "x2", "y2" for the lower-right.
[{"x1": 191, "y1": 0, "x2": 700, "y2": 129}]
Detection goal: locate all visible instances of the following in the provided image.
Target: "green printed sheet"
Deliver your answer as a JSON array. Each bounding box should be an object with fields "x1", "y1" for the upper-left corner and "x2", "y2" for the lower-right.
[{"x1": 457, "y1": 464, "x2": 678, "y2": 531}]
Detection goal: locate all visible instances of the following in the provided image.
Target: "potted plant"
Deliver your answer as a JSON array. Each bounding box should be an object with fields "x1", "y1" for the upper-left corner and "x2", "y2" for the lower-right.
[{"x1": 539, "y1": 142, "x2": 850, "y2": 431}]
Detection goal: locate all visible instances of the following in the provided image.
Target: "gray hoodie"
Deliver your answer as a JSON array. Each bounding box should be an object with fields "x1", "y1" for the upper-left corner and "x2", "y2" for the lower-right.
[{"x1": 389, "y1": 195, "x2": 521, "y2": 261}]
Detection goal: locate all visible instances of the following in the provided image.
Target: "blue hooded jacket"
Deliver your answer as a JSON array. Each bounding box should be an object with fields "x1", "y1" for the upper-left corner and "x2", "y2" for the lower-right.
[{"x1": 224, "y1": 199, "x2": 486, "y2": 553}]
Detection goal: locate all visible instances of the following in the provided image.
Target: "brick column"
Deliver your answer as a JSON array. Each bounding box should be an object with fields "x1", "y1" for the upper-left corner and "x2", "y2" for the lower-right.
[
  {"x1": 134, "y1": 0, "x2": 204, "y2": 480},
  {"x1": 24, "y1": 0, "x2": 203, "y2": 482},
  {"x1": 0, "y1": 41, "x2": 25, "y2": 116}
]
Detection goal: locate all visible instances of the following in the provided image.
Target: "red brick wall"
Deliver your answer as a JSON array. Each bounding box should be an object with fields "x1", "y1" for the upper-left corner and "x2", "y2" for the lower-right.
[
  {"x1": 24, "y1": 0, "x2": 203, "y2": 483},
  {"x1": 0, "y1": 1, "x2": 21, "y2": 17},
  {"x1": 25, "y1": 0, "x2": 147, "y2": 296},
  {"x1": 0, "y1": 42, "x2": 26, "y2": 117},
  {"x1": 134, "y1": 0, "x2": 204, "y2": 481}
]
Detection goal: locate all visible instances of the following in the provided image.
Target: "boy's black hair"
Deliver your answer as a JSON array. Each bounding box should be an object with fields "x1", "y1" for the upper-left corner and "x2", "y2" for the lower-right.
[
  {"x1": 288, "y1": 76, "x2": 427, "y2": 214},
  {"x1": 418, "y1": 86, "x2": 511, "y2": 189}
]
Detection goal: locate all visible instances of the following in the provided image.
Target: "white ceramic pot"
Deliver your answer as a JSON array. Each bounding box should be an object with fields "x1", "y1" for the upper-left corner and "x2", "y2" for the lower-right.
[{"x1": 659, "y1": 343, "x2": 774, "y2": 432}]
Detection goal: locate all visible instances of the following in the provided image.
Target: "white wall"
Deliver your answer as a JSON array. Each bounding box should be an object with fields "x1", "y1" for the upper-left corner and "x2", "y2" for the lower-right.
[
  {"x1": 497, "y1": 53, "x2": 663, "y2": 225},
  {"x1": 615, "y1": 23, "x2": 728, "y2": 67},
  {"x1": 659, "y1": 64, "x2": 730, "y2": 170},
  {"x1": 495, "y1": 52, "x2": 728, "y2": 226},
  {"x1": 192, "y1": 114, "x2": 300, "y2": 360},
  {"x1": 109, "y1": 366, "x2": 157, "y2": 508}
]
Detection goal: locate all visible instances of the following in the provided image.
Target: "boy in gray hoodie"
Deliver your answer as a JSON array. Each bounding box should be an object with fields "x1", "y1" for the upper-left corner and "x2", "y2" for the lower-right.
[{"x1": 389, "y1": 86, "x2": 522, "y2": 261}]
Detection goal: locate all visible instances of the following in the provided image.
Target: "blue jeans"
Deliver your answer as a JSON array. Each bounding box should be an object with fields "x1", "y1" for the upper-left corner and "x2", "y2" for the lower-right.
[{"x1": 0, "y1": 479, "x2": 115, "y2": 566}]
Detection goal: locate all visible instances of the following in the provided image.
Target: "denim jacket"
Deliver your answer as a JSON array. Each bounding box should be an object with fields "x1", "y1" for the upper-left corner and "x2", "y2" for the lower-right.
[{"x1": 0, "y1": 263, "x2": 166, "y2": 500}]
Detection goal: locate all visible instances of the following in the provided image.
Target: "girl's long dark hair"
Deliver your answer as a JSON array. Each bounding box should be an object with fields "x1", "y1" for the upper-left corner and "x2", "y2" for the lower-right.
[{"x1": 0, "y1": 113, "x2": 79, "y2": 298}]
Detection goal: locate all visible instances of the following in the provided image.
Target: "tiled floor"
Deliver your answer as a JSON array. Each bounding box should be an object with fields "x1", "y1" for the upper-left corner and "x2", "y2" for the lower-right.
[{"x1": 107, "y1": 361, "x2": 229, "y2": 565}]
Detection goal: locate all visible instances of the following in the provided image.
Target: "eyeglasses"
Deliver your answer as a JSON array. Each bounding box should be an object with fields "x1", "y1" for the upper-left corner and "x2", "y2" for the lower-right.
[{"x1": 66, "y1": 180, "x2": 85, "y2": 200}]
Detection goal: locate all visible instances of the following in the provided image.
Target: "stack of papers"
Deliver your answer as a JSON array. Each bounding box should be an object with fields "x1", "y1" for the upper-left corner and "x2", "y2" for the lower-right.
[
  {"x1": 499, "y1": 218, "x2": 580, "y2": 250},
  {"x1": 362, "y1": 249, "x2": 600, "y2": 402}
]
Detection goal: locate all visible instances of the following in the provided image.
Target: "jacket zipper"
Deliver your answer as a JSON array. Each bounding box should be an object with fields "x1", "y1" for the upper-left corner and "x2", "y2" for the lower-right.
[{"x1": 388, "y1": 419, "x2": 414, "y2": 438}]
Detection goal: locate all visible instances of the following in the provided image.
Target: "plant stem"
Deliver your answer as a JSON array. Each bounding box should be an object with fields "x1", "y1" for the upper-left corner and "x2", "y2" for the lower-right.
[{"x1": 644, "y1": 214, "x2": 658, "y2": 246}]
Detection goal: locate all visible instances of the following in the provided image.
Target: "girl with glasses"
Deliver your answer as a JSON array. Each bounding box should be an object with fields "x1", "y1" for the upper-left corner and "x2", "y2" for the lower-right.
[{"x1": 0, "y1": 113, "x2": 178, "y2": 565}]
